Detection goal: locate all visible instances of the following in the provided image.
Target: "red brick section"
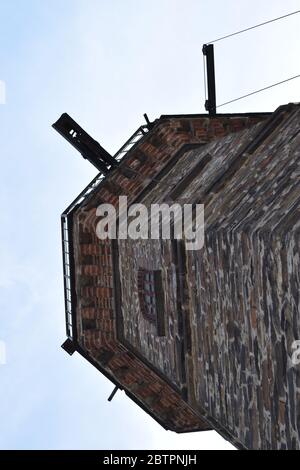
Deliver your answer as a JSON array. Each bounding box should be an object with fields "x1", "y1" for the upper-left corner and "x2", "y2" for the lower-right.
[{"x1": 72, "y1": 114, "x2": 269, "y2": 433}]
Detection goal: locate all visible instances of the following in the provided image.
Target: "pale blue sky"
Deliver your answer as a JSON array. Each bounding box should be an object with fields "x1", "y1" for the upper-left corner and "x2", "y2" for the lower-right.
[{"x1": 0, "y1": 0, "x2": 299, "y2": 450}]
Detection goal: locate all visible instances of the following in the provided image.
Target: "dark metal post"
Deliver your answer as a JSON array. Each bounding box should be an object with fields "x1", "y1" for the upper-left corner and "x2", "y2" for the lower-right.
[
  {"x1": 52, "y1": 113, "x2": 119, "y2": 174},
  {"x1": 108, "y1": 386, "x2": 119, "y2": 402},
  {"x1": 202, "y1": 44, "x2": 217, "y2": 116},
  {"x1": 143, "y1": 113, "x2": 154, "y2": 130}
]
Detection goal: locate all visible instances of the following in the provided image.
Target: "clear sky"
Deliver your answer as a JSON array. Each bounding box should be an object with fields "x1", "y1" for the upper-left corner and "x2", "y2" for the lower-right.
[{"x1": 0, "y1": 0, "x2": 299, "y2": 450}]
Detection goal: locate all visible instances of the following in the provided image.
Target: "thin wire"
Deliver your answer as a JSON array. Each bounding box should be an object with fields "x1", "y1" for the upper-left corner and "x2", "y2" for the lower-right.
[
  {"x1": 217, "y1": 74, "x2": 300, "y2": 108},
  {"x1": 207, "y1": 9, "x2": 300, "y2": 44}
]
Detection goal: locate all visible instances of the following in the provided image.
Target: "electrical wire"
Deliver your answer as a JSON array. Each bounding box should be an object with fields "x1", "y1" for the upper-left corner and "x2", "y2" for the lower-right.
[
  {"x1": 207, "y1": 9, "x2": 300, "y2": 44},
  {"x1": 217, "y1": 74, "x2": 300, "y2": 108}
]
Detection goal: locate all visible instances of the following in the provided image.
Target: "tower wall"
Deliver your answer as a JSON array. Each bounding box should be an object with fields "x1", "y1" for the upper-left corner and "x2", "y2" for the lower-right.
[{"x1": 68, "y1": 112, "x2": 272, "y2": 445}]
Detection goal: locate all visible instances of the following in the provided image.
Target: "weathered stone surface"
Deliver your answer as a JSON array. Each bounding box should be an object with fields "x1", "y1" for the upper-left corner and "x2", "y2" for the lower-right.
[{"x1": 65, "y1": 106, "x2": 300, "y2": 448}]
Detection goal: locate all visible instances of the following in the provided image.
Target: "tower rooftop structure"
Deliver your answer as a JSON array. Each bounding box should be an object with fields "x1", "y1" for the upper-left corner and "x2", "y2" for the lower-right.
[{"x1": 55, "y1": 104, "x2": 300, "y2": 449}]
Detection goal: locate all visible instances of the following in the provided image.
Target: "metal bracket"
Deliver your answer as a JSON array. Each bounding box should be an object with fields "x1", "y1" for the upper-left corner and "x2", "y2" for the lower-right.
[
  {"x1": 143, "y1": 113, "x2": 155, "y2": 130},
  {"x1": 61, "y1": 338, "x2": 76, "y2": 356},
  {"x1": 52, "y1": 113, "x2": 119, "y2": 174}
]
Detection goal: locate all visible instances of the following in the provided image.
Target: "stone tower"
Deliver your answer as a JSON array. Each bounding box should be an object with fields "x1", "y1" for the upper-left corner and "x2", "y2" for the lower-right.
[{"x1": 54, "y1": 103, "x2": 300, "y2": 450}]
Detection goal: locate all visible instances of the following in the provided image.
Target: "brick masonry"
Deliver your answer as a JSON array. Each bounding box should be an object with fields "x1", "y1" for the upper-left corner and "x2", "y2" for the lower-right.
[{"x1": 66, "y1": 109, "x2": 300, "y2": 448}]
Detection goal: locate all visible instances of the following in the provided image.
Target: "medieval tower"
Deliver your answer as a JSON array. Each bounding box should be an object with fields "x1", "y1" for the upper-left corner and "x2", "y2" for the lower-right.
[{"x1": 54, "y1": 102, "x2": 300, "y2": 450}]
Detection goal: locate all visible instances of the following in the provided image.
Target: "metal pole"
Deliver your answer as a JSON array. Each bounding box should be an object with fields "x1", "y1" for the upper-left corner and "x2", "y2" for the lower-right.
[
  {"x1": 202, "y1": 44, "x2": 217, "y2": 116},
  {"x1": 108, "y1": 386, "x2": 119, "y2": 402}
]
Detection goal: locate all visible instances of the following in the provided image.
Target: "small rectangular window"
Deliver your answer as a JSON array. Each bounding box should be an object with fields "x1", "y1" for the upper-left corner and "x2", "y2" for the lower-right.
[
  {"x1": 82, "y1": 318, "x2": 96, "y2": 330},
  {"x1": 137, "y1": 268, "x2": 165, "y2": 336}
]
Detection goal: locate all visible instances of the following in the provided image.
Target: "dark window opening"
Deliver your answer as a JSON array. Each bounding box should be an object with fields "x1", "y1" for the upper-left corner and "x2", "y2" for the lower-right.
[
  {"x1": 82, "y1": 318, "x2": 96, "y2": 330},
  {"x1": 137, "y1": 269, "x2": 165, "y2": 336}
]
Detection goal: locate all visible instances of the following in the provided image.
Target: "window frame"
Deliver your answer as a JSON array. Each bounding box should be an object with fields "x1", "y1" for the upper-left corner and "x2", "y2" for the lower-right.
[{"x1": 137, "y1": 268, "x2": 165, "y2": 336}]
